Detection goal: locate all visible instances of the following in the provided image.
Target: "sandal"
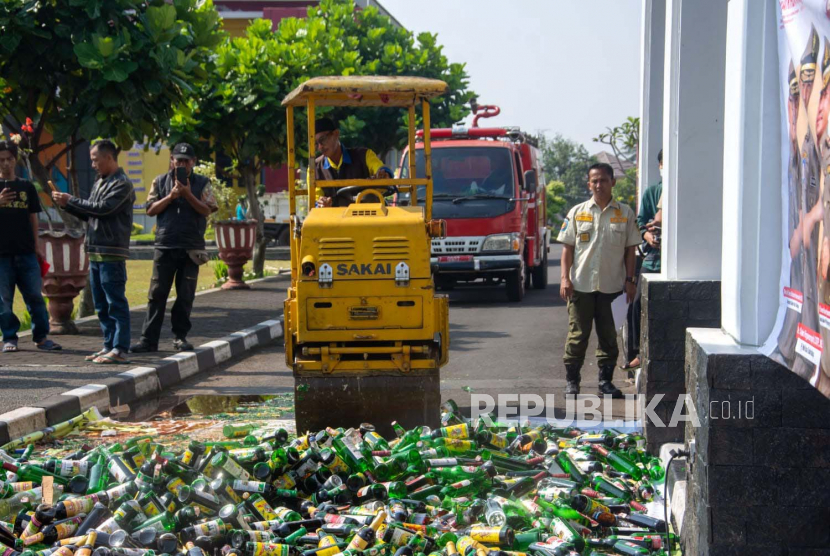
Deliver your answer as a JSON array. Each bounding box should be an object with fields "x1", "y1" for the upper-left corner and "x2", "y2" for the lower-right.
[
  {"x1": 36, "y1": 339, "x2": 62, "y2": 351},
  {"x1": 2, "y1": 341, "x2": 18, "y2": 353},
  {"x1": 92, "y1": 352, "x2": 132, "y2": 365},
  {"x1": 85, "y1": 349, "x2": 110, "y2": 362}
]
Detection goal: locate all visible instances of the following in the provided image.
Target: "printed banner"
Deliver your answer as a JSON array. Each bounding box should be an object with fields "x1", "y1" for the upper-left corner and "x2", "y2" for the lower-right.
[{"x1": 764, "y1": 0, "x2": 830, "y2": 397}]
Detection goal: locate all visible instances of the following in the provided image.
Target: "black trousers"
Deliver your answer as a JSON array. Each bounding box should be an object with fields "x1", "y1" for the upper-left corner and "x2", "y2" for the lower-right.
[{"x1": 140, "y1": 248, "x2": 200, "y2": 344}]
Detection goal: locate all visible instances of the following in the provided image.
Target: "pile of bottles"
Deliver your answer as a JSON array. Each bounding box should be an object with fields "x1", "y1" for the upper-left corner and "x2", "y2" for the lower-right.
[{"x1": 0, "y1": 401, "x2": 674, "y2": 556}]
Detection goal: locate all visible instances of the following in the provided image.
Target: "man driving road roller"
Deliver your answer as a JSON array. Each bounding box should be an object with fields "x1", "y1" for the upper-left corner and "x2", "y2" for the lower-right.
[{"x1": 311, "y1": 117, "x2": 393, "y2": 207}]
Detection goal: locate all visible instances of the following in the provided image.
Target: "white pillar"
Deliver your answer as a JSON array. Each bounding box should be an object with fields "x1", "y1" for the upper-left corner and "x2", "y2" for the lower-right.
[
  {"x1": 638, "y1": 0, "x2": 666, "y2": 201},
  {"x1": 720, "y1": 0, "x2": 782, "y2": 345},
  {"x1": 661, "y1": 0, "x2": 727, "y2": 281}
]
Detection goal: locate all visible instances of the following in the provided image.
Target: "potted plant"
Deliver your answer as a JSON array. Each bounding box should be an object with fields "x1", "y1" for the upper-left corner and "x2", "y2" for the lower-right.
[{"x1": 203, "y1": 162, "x2": 256, "y2": 290}]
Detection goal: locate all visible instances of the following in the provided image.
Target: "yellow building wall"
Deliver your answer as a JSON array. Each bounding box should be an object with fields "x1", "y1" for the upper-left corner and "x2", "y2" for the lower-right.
[
  {"x1": 125, "y1": 145, "x2": 171, "y2": 214},
  {"x1": 222, "y1": 18, "x2": 253, "y2": 37}
]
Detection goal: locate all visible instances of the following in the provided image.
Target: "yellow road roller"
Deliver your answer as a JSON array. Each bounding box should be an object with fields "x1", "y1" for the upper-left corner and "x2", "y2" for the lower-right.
[{"x1": 281, "y1": 76, "x2": 450, "y2": 434}]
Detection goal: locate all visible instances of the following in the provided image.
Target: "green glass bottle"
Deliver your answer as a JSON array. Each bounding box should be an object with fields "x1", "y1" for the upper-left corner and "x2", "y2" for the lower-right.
[
  {"x1": 590, "y1": 445, "x2": 643, "y2": 480},
  {"x1": 224, "y1": 424, "x2": 256, "y2": 439},
  {"x1": 210, "y1": 452, "x2": 251, "y2": 481},
  {"x1": 1, "y1": 464, "x2": 68, "y2": 487},
  {"x1": 332, "y1": 436, "x2": 372, "y2": 474}
]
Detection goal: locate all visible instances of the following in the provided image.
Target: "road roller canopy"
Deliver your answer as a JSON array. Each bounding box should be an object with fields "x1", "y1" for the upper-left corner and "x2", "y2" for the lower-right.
[{"x1": 281, "y1": 76, "x2": 449, "y2": 107}]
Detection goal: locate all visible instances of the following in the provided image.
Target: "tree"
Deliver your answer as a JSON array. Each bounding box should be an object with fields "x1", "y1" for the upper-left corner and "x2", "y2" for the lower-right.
[
  {"x1": 545, "y1": 179, "x2": 566, "y2": 226},
  {"x1": 0, "y1": 0, "x2": 224, "y2": 227},
  {"x1": 172, "y1": 0, "x2": 475, "y2": 276},
  {"x1": 170, "y1": 20, "x2": 298, "y2": 277},
  {"x1": 593, "y1": 116, "x2": 640, "y2": 173},
  {"x1": 613, "y1": 167, "x2": 638, "y2": 207},
  {"x1": 539, "y1": 134, "x2": 596, "y2": 212},
  {"x1": 276, "y1": 0, "x2": 475, "y2": 159}
]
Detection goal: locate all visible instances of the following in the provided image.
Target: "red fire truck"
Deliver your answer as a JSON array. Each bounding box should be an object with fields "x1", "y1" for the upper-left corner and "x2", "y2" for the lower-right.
[{"x1": 398, "y1": 105, "x2": 549, "y2": 302}]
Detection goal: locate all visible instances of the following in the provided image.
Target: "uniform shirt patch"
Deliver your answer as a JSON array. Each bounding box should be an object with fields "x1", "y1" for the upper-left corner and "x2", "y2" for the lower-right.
[
  {"x1": 575, "y1": 213, "x2": 593, "y2": 222},
  {"x1": 579, "y1": 232, "x2": 590, "y2": 243}
]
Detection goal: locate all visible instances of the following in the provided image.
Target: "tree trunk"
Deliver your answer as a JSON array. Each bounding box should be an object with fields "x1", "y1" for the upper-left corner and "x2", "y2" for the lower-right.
[
  {"x1": 65, "y1": 137, "x2": 96, "y2": 318},
  {"x1": 78, "y1": 283, "x2": 95, "y2": 318},
  {"x1": 243, "y1": 166, "x2": 267, "y2": 277},
  {"x1": 28, "y1": 153, "x2": 84, "y2": 233}
]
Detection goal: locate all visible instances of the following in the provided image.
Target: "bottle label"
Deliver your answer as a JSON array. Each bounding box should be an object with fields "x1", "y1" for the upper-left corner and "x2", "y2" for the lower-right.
[
  {"x1": 250, "y1": 543, "x2": 289, "y2": 556},
  {"x1": 54, "y1": 519, "x2": 80, "y2": 539},
  {"x1": 389, "y1": 527, "x2": 414, "y2": 546},
  {"x1": 130, "y1": 452, "x2": 146, "y2": 468},
  {"x1": 324, "y1": 514, "x2": 346, "y2": 525},
  {"x1": 324, "y1": 453, "x2": 349, "y2": 475},
  {"x1": 181, "y1": 449, "x2": 195, "y2": 465},
  {"x1": 295, "y1": 457, "x2": 318, "y2": 479},
  {"x1": 521, "y1": 499, "x2": 542, "y2": 516},
  {"x1": 274, "y1": 507, "x2": 296, "y2": 520},
  {"x1": 52, "y1": 547, "x2": 75, "y2": 556},
  {"x1": 551, "y1": 519, "x2": 576, "y2": 542},
  {"x1": 427, "y1": 458, "x2": 458, "y2": 467},
  {"x1": 63, "y1": 495, "x2": 97, "y2": 517},
  {"x1": 142, "y1": 500, "x2": 161, "y2": 517},
  {"x1": 444, "y1": 424, "x2": 468, "y2": 439},
  {"x1": 166, "y1": 477, "x2": 185, "y2": 496},
  {"x1": 470, "y1": 527, "x2": 503, "y2": 544},
  {"x1": 59, "y1": 460, "x2": 89, "y2": 478},
  {"x1": 95, "y1": 517, "x2": 119, "y2": 534},
  {"x1": 442, "y1": 440, "x2": 473, "y2": 453},
  {"x1": 223, "y1": 484, "x2": 243, "y2": 503},
  {"x1": 245, "y1": 530, "x2": 273, "y2": 542},
  {"x1": 11, "y1": 481, "x2": 34, "y2": 492},
  {"x1": 456, "y1": 537, "x2": 478, "y2": 555},
  {"x1": 315, "y1": 546, "x2": 340, "y2": 556},
  {"x1": 487, "y1": 435, "x2": 507, "y2": 449},
  {"x1": 460, "y1": 466, "x2": 478, "y2": 473},
  {"x1": 221, "y1": 457, "x2": 251, "y2": 481},
  {"x1": 272, "y1": 473, "x2": 296, "y2": 490},
  {"x1": 252, "y1": 497, "x2": 277, "y2": 521},
  {"x1": 107, "y1": 459, "x2": 131, "y2": 483},
  {"x1": 196, "y1": 519, "x2": 225, "y2": 537},
  {"x1": 344, "y1": 439, "x2": 365, "y2": 462},
  {"x1": 450, "y1": 479, "x2": 472, "y2": 489},
  {"x1": 106, "y1": 483, "x2": 132, "y2": 500},
  {"x1": 348, "y1": 533, "x2": 371, "y2": 551}
]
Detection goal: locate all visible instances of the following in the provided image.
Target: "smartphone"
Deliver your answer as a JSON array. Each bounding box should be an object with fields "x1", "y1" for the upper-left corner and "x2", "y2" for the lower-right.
[{"x1": 175, "y1": 166, "x2": 188, "y2": 185}]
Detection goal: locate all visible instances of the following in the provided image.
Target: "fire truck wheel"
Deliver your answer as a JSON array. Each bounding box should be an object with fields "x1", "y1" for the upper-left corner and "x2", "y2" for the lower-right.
[
  {"x1": 531, "y1": 251, "x2": 548, "y2": 290},
  {"x1": 506, "y1": 263, "x2": 525, "y2": 302}
]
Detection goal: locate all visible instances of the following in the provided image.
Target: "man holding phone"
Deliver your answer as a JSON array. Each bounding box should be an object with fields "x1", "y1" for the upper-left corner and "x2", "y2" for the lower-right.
[
  {"x1": 130, "y1": 143, "x2": 217, "y2": 353},
  {"x1": 0, "y1": 139, "x2": 60, "y2": 353}
]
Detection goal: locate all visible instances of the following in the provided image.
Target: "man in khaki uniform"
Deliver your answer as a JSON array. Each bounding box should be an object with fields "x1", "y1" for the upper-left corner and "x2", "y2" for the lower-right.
[{"x1": 557, "y1": 163, "x2": 641, "y2": 397}]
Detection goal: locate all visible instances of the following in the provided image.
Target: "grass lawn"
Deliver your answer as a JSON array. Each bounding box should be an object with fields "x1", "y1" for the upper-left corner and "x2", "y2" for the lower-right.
[{"x1": 11, "y1": 259, "x2": 288, "y2": 324}]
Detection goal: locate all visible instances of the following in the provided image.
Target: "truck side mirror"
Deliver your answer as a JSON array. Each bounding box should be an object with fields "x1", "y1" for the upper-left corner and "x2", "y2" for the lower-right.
[{"x1": 523, "y1": 170, "x2": 537, "y2": 194}]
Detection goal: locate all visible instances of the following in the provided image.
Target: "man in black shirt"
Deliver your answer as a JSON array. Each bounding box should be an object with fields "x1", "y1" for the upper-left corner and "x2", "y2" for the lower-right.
[
  {"x1": 130, "y1": 143, "x2": 217, "y2": 353},
  {"x1": 0, "y1": 140, "x2": 60, "y2": 352}
]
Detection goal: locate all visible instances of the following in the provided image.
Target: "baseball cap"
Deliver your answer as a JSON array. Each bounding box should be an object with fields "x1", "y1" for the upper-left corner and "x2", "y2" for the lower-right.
[{"x1": 172, "y1": 143, "x2": 196, "y2": 160}]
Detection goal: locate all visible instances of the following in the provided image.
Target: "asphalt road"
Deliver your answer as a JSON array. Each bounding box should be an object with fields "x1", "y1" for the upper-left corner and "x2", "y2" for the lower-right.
[{"x1": 156, "y1": 244, "x2": 638, "y2": 422}]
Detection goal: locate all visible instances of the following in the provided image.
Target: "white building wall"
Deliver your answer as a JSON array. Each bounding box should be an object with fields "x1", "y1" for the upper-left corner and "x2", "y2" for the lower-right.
[
  {"x1": 638, "y1": 0, "x2": 666, "y2": 202},
  {"x1": 661, "y1": 0, "x2": 727, "y2": 281},
  {"x1": 720, "y1": 0, "x2": 782, "y2": 345}
]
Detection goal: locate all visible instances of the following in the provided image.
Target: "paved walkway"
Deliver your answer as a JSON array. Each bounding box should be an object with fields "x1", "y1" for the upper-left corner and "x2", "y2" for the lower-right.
[{"x1": 0, "y1": 276, "x2": 288, "y2": 411}]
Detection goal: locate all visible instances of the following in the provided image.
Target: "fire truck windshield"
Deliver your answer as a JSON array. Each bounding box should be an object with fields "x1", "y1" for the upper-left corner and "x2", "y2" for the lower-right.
[{"x1": 401, "y1": 147, "x2": 517, "y2": 218}]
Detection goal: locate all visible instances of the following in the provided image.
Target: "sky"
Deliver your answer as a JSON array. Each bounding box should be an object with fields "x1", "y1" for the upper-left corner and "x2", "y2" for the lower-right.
[{"x1": 380, "y1": 0, "x2": 642, "y2": 153}]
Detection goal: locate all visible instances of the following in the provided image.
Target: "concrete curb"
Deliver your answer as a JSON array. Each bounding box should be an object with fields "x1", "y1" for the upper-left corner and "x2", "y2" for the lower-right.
[
  {"x1": 0, "y1": 318, "x2": 284, "y2": 446},
  {"x1": 15, "y1": 274, "x2": 289, "y2": 339}
]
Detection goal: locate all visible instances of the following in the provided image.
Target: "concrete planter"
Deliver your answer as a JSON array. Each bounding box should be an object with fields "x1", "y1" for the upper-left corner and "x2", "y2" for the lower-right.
[
  {"x1": 39, "y1": 231, "x2": 88, "y2": 335},
  {"x1": 216, "y1": 220, "x2": 256, "y2": 290}
]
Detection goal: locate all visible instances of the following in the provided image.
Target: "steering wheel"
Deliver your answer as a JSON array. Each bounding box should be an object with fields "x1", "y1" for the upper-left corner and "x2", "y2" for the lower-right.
[{"x1": 334, "y1": 185, "x2": 397, "y2": 204}]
